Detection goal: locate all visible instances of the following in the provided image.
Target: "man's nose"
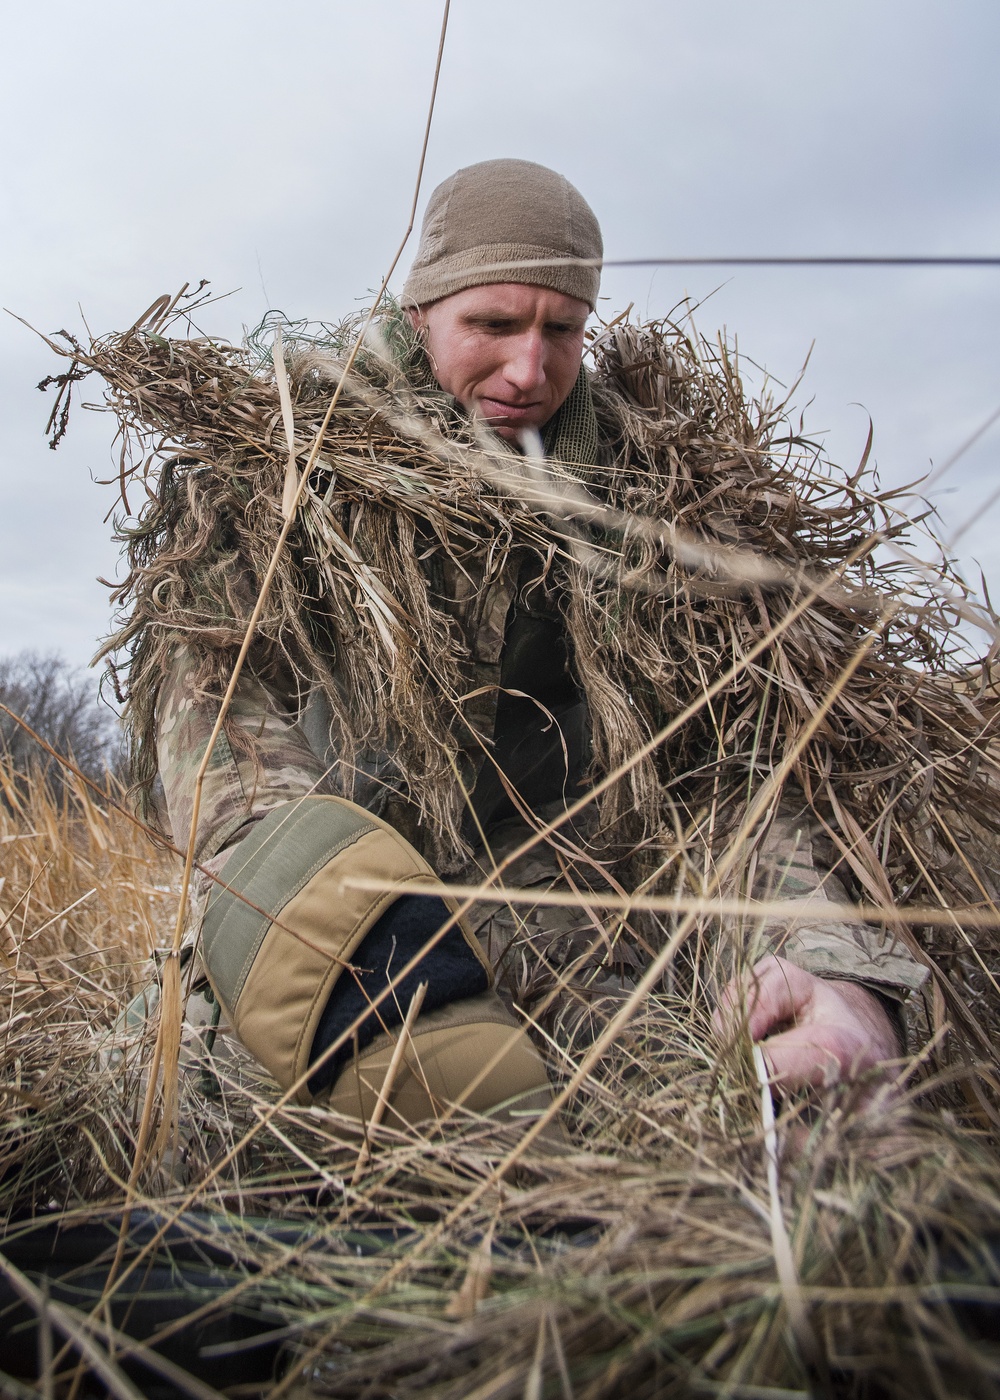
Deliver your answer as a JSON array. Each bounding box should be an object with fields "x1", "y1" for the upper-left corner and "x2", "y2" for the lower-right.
[{"x1": 501, "y1": 331, "x2": 547, "y2": 393}]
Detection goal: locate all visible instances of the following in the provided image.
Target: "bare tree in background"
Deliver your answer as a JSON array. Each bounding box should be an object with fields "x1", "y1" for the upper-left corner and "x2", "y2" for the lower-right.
[{"x1": 0, "y1": 651, "x2": 122, "y2": 788}]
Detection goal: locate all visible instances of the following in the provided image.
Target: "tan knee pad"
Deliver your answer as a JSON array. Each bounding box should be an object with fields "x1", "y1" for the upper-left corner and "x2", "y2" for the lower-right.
[
  {"x1": 200, "y1": 796, "x2": 491, "y2": 1104},
  {"x1": 323, "y1": 990, "x2": 555, "y2": 1130}
]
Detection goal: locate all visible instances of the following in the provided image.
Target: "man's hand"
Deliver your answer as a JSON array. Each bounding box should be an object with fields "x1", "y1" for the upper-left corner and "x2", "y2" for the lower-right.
[{"x1": 717, "y1": 954, "x2": 900, "y2": 1095}]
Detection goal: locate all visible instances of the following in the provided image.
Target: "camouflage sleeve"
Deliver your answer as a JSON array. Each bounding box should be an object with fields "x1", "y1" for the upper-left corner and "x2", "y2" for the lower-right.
[
  {"x1": 740, "y1": 797, "x2": 928, "y2": 1000},
  {"x1": 155, "y1": 646, "x2": 337, "y2": 865}
]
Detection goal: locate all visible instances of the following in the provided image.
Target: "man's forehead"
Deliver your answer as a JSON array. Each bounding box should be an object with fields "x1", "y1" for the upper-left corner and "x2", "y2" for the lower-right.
[{"x1": 440, "y1": 283, "x2": 590, "y2": 323}]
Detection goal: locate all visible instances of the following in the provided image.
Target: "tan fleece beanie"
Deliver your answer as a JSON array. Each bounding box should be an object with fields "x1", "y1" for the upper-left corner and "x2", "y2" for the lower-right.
[{"x1": 401, "y1": 158, "x2": 602, "y2": 310}]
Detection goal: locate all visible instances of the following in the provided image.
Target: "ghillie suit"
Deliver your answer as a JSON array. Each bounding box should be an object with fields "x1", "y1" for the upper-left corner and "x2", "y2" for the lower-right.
[
  {"x1": 11, "y1": 295, "x2": 1000, "y2": 1399},
  {"x1": 41, "y1": 292, "x2": 1000, "y2": 1074}
]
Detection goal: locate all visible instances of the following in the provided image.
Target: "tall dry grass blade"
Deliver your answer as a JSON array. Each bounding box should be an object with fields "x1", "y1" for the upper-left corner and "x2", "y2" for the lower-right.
[
  {"x1": 753, "y1": 1046, "x2": 820, "y2": 1379},
  {"x1": 340, "y1": 875, "x2": 1000, "y2": 931},
  {"x1": 272, "y1": 326, "x2": 299, "y2": 524}
]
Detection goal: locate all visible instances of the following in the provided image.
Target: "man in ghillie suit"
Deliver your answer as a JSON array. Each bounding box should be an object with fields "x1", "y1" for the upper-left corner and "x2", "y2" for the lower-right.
[{"x1": 109, "y1": 158, "x2": 960, "y2": 1129}]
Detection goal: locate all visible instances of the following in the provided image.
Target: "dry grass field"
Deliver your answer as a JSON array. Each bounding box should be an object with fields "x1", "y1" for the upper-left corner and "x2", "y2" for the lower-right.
[{"x1": 2, "y1": 748, "x2": 1000, "y2": 1399}]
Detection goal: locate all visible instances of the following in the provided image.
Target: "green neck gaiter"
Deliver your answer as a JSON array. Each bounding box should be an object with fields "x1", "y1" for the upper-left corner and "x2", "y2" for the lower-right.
[{"x1": 541, "y1": 363, "x2": 600, "y2": 475}]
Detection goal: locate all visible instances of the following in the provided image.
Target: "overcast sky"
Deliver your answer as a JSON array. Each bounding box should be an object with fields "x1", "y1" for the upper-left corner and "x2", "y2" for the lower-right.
[{"x1": 2, "y1": 0, "x2": 997, "y2": 674}]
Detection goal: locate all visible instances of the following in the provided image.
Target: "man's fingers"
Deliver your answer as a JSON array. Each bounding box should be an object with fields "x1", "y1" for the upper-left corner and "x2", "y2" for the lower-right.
[
  {"x1": 759, "y1": 1023, "x2": 854, "y2": 1091},
  {"x1": 717, "y1": 957, "x2": 901, "y2": 1098},
  {"x1": 719, "y1": 955, "x2": 815, "y2": 1041}
]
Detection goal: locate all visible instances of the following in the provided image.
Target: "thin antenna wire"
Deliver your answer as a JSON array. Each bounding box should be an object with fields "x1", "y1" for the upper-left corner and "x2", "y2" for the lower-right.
[
  {"x1": 469, "y1": 254, "x2": 1000, "y2": 273},
  {"x1": 604, "y1": 255, "x2": 1000, "y2": 269}
]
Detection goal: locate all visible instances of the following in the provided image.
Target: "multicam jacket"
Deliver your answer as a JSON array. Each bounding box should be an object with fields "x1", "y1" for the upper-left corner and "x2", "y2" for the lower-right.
[{"x1": 152, "y1": 360, "x2": 928, "y2": 1010}]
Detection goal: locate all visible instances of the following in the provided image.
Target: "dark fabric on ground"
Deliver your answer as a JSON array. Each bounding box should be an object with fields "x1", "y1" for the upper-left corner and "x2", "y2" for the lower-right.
[{"x1": 308, "y1": 895, "x2": 488, "y2": 1094}]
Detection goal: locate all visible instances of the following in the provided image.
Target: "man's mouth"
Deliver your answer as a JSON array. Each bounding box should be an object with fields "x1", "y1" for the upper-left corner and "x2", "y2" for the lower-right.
[{"x1": 477, "y1": 398, "x2": 542, "y2": 422}]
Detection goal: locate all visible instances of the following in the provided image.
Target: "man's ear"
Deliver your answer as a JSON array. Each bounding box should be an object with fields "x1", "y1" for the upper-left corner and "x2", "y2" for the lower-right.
[{"x1": 404, "y1": 305, "x2": 422, "y2": 332}]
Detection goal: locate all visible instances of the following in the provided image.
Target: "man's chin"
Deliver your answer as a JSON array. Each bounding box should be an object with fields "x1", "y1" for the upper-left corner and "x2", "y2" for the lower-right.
[{"x1": 490, "y1": 423, "x2": 526, "y2": 444}]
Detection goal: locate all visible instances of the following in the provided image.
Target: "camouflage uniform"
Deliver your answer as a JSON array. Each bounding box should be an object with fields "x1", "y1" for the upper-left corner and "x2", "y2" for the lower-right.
[
  {"x1": 155, "y1": 637, "x2": 927, "y2": 1027},
  {"x1": 147, "y1": 361, "x2": 927, "y2": 1076}
]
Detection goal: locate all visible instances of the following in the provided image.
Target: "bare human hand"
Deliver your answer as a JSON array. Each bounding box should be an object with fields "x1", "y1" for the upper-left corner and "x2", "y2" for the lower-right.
[{"x1": 717, "y1": 954, "x2": 901, "y2": 1096}]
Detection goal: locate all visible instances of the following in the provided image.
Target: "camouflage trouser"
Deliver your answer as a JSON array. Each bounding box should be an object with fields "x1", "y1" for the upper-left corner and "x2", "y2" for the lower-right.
[{"x1": 106, "y1": 950, "x2": 270, "y2": 1123}]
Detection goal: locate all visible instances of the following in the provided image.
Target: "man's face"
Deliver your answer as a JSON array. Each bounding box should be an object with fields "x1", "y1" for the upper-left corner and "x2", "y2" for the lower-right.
[{"x1": 408, "y1": 283, "x2": 589, "y2": 444}]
